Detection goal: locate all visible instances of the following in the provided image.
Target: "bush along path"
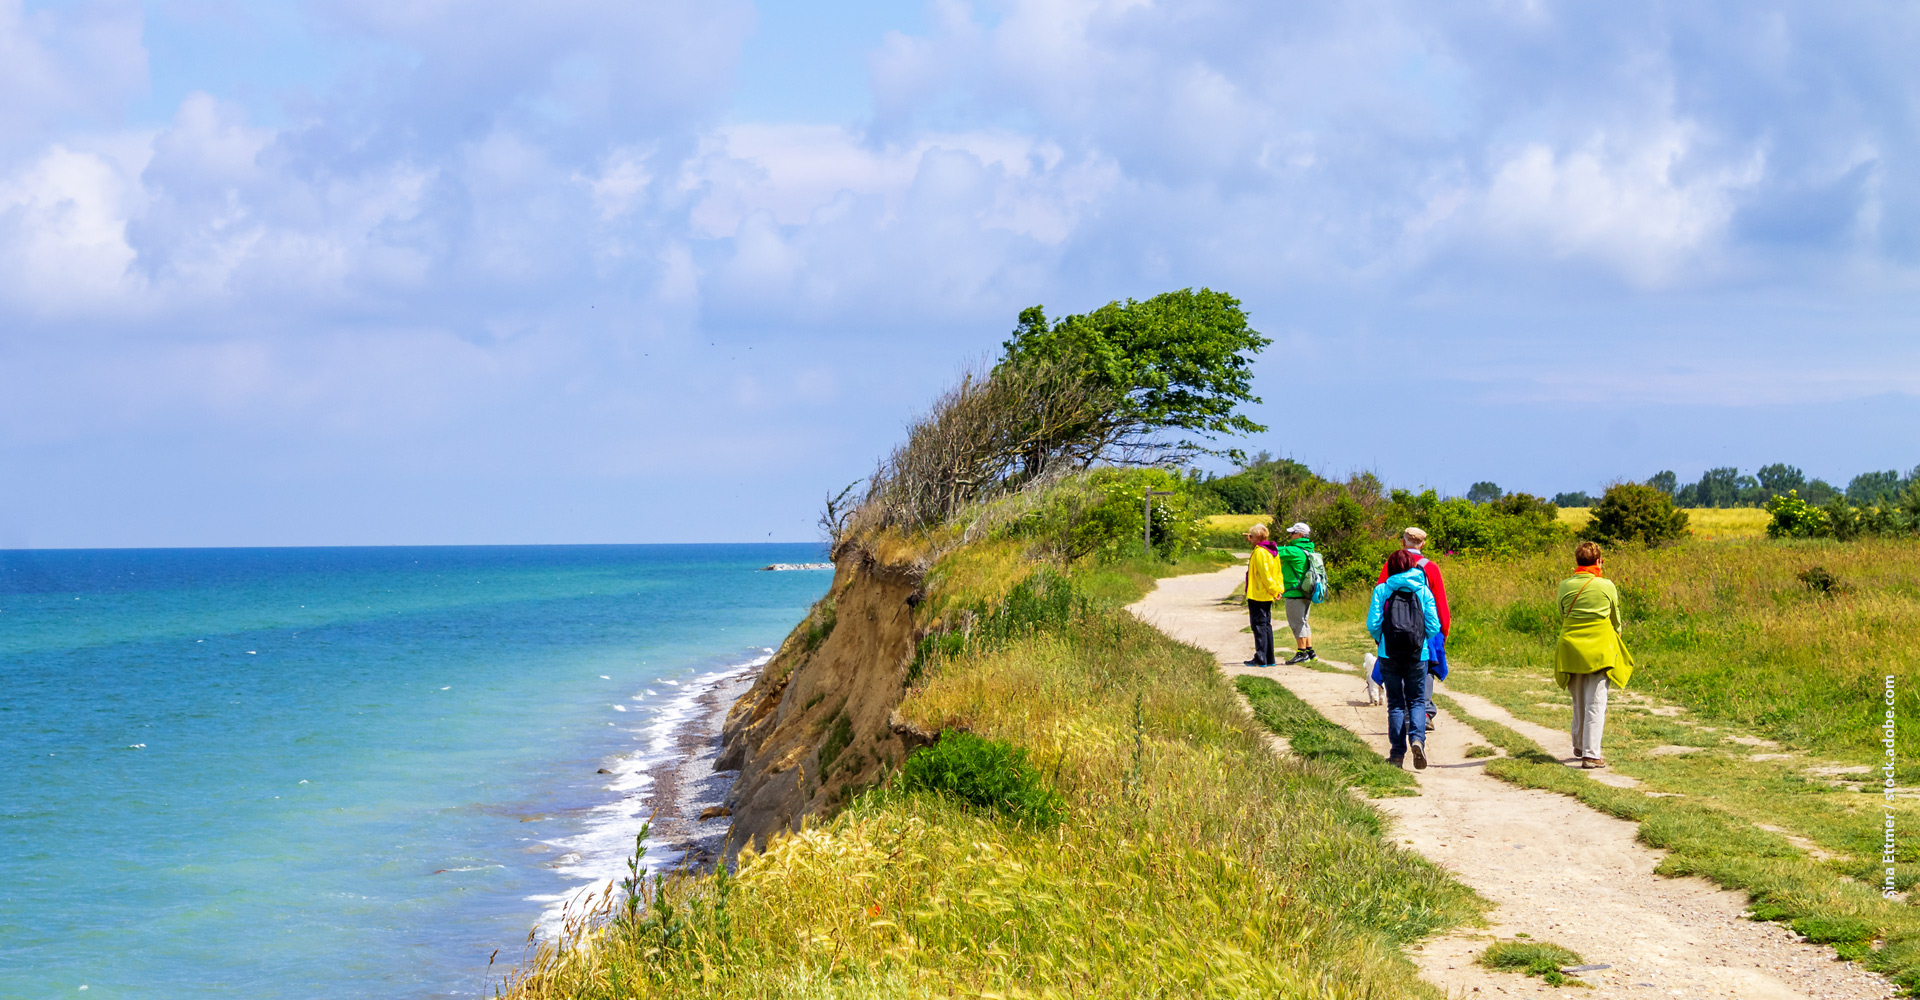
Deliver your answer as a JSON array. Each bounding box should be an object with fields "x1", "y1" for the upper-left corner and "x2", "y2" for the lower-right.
[{"x1": 1130, "y1": 565, "x2": 1898, "y2": 1000}]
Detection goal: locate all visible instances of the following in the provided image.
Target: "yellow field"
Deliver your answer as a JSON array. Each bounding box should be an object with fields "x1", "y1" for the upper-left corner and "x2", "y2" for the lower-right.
[
  {"x1": 1555, "y1": 506, "x2": 1770, "y2": 541},
  {"x1": 1203, "y1": 513, "x2": 1269, "y2": 531}
]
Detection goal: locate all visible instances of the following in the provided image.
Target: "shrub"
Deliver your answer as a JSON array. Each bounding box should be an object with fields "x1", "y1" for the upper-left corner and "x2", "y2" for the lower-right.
[
  {"x1": 1765, "y1": 484, "x2": 1920, "y2": 541},
  {"x1": 1268, "y1": 474, "x2": 1569, "y2": 593},
  {"x1": 1796, "y1": 566, "x2": 1851, "y2": 598},
  {"x1": 1581, "y1": 482, "x2": 1690, "y2": 546},
  {"x1": 1270, "y1": 471, "x2": 1396, "y2": 591},
  {"x1": 1764, "y1": 490, "x2": 1827, "y2": 538},
  {"x1": 895, "y1": 731, "x2": 1063, "y2": 826},
  {"x1": 1391, "y1": 489, "x2": 1569, "y2": 558},
  {"x1": 1001, "y1": 467, "x2": 1204, "y2": 561}
]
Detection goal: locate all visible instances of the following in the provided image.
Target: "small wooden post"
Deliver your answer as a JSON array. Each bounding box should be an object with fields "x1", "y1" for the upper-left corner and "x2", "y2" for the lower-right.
[{"x1": 1143, "y1": 489, "x2": 1176, "y2": 558}]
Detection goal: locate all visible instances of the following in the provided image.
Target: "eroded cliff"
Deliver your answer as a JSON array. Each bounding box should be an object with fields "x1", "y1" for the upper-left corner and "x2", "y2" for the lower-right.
[{"x1": 717, "y1": 546, "x2": 927, "y2": 856}]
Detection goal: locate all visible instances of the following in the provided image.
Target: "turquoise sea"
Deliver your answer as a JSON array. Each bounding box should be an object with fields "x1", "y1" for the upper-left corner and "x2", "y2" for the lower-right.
[{"x1": 0, "y1": 544, "x2": 831, "y2": 999}]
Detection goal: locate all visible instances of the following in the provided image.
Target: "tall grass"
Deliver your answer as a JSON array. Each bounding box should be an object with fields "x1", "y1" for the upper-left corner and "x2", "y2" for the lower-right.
[{"x1": 501, "y1": 550, "x2": 1481, "y2": 999}]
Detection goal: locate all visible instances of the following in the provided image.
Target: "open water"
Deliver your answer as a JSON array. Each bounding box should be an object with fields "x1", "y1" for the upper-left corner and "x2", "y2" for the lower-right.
[{"x1": 0, "y1": 544, "x2": 830, "y2": 1000}]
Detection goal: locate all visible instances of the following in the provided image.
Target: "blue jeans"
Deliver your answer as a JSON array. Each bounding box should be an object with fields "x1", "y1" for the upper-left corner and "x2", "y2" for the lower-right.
[{"x1": 1379, "y1": 657, "x2": 1429, "y2": 757}]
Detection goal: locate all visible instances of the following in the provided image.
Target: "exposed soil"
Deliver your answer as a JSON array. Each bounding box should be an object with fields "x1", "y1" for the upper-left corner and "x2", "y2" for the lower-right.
[
  {"x1": 1131, "y1": 566, "x2": 1896, "y2": 1000},
  {"x1": 718, "y1": 548, "x2": 922, "y2": 858}
]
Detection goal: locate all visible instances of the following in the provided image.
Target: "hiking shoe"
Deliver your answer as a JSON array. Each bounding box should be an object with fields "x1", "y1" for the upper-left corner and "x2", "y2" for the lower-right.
[
  {"x1": 1425, "y1": 711, "x2": 1437, "y2": 732},
  {"x1": 1284, "y1": 651, "x2": 1312, "y2": 665},
  {"x1": 1305, "y1": 648, "x2": 1317, "y2": 661},
  {"x1": 1242, "y1": 659, "x2": 1266, "y2": 667},
  {"x1": 1410, "y1": 741, "x2": 1428, "y2": 770},
  {"x1": 1387, "y1": 755, "x2": 1406, "y2": 768}
]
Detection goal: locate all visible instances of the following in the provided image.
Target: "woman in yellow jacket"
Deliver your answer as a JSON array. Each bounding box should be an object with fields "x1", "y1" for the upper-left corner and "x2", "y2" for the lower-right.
[
  {"x1": 1244, "y1": 523, "x2": 1284, "y2": 666},
  {"x1": 1556, "y1": 540, "x2": 1636, "y2": 768}
]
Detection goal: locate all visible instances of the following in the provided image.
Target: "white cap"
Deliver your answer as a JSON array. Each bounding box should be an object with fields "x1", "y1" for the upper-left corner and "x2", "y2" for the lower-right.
[{"x1": 1287, "y1": 522, "x2": 1310, "y2": 537}]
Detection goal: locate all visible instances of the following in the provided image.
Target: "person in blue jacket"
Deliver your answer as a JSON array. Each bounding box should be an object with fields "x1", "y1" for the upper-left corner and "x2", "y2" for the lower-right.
[{"x1": 1367, "y1": 548, "x2": 1443, "y2": 769}]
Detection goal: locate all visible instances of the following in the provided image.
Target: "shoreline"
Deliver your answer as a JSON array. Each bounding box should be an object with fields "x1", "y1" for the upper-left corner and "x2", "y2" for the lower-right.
[
  {"x1": 631, "y1": 661, "x2": 758, "y2": 872},
  {"x1": 528, "y1": 652, "x2": 763, "y2": 940}
]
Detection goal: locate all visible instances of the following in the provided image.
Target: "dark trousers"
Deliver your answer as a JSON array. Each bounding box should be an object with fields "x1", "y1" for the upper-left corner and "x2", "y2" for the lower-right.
[
  {"x1": 1380, "y1": 657, "x2": 1429, "y2": 757},
  {"x1": 1248, "y1": 600, "x2": 1275, "y2": 665}
]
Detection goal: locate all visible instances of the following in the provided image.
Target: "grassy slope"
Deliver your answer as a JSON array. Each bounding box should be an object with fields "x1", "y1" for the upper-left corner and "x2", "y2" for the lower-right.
[
  {"x1": 501, "y1": 543, "x2": 1481, "y2": 999},
  {"x1": 1297, "y1": 534, "x2": 1920, "y2": 990}
]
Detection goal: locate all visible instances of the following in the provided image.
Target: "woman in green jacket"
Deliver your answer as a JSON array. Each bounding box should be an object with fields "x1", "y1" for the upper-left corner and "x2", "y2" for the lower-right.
[{"x1": 1556, "y1": 540, "x2": 1636, "y2": 768}]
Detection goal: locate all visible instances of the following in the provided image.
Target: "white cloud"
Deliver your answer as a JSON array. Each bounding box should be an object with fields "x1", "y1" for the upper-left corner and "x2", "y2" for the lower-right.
[
  {"x1": 0, "y1": 141, "x2": 147, "y2": 312},
  {"x1": 1476, "y1": 127, "x2": 1765, "y2": 284}
]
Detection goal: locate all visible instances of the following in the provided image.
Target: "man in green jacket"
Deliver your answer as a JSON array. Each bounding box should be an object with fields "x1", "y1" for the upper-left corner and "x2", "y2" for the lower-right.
[{"x1": 1278, "y1": 522, "x2": 1317, "y2": 664}]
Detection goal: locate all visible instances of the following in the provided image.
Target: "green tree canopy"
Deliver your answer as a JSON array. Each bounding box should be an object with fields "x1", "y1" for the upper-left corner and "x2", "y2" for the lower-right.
[
  {"x1": 1756, "y1": 463, "x2": 1805, "y2": 496},
  {"x1": 1848, "y1": 470, "x2": 1904, "y2": 505},
  {"x1": 1466, "y1": 481, "x2": 1503, "y2": 504},
  {"x1": 997, "y1": 287, "x2": 1270, "y2": 471}
]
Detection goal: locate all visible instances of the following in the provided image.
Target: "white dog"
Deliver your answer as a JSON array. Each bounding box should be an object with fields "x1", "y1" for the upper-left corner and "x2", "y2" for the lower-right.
[{"x1": 1362, "y1": 652, "x2": 1384, "y2": 705}]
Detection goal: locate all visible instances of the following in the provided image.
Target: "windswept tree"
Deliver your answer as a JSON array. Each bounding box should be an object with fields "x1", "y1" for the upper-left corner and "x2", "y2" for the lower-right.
[
  {"x1": 996, "y1": 288, "x2": 1270, "y2": 476},
  {"x1": 851, "y1": 288, "x2": 1270, "y2": 535}
]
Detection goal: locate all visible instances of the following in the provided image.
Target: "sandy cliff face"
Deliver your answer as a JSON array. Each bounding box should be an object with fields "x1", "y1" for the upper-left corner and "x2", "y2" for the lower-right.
[{"x1": 717, "y1": 547, "x2": 926, "y2": 857}]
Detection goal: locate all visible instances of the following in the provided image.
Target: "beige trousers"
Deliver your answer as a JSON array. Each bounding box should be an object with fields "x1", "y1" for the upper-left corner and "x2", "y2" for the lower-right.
[{"x1": 1568, "y1": 670, "x2": 1609, "y2": 759}]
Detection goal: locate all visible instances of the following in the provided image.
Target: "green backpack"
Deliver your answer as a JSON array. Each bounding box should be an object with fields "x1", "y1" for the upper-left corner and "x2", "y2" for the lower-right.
[{"x1": 1302, "y1": 551, "x2": 1327, "y2": 603}]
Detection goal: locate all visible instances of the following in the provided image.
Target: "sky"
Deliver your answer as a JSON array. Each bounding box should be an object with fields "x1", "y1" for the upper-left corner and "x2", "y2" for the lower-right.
[{"x1": 2, "y1": 0, "x2": 1917, "y2": 547}]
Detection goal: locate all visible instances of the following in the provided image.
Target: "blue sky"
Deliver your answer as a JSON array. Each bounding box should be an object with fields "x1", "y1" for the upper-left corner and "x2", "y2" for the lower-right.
[{"x1": 2, "y1": 0, "x2": 1917, "y2": 547}]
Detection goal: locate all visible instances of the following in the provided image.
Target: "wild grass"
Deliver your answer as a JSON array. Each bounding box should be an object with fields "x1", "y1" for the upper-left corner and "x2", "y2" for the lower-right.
[
  {"x1": 502, "y1": 550, "x2": 1481, "y2": 999},
  {"x1": 1068, "y1": 548, "x2": 1239, "y2": 606},
  {"x1": 1476, "y1": 940, "x2": 1586, "y2": 987}
]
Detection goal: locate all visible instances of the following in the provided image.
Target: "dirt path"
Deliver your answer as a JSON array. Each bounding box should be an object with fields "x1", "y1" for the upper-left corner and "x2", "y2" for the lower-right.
[{"x1": 1131, "y1": 566, "x2": 1894, "y2": 1000}]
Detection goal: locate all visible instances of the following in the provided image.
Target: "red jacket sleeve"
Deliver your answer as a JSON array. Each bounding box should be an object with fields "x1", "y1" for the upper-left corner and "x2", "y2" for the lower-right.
[
  {"x1": 1377, "y1": 560, "x2": 1391, "y2": 585},
  {"x1": 1423, "y1": 560, "x2": 1450, "y2": 635}
]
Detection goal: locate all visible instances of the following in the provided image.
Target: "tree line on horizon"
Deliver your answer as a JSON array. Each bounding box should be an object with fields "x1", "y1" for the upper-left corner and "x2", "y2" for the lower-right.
[{"x1": 1195, "y1": 458, "x2": 1920, "y2": 513}]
